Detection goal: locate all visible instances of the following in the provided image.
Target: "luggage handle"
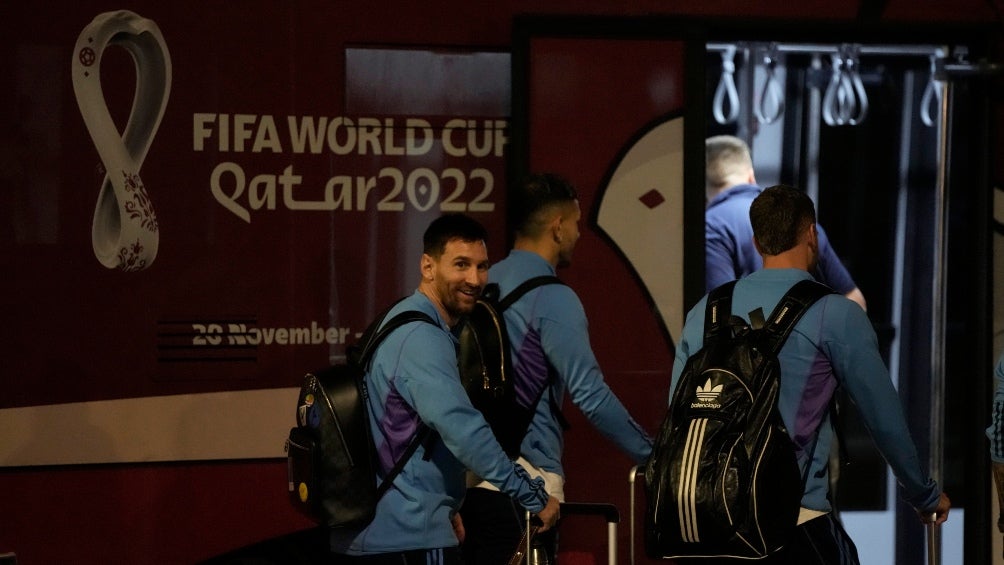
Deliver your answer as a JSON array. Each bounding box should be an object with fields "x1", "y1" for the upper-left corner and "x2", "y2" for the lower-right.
[
  {"x1": 927, "y1": 513, "x2": 939, "y2": 565},
  {"x1": 508, "y1": 515, "x2": 540, "y2": 565},
  {"x1": 561, "y1": 502, "x2": 619, "y2": 522},
  {"x1": 562, "y1": 502, "x2": 619, "y2": 565},
  {"x1": 629, "y1": 465, "x2": 644, "y2": 565},
  {"x1": 513, "y1": 502, "x2": 620, "y2": 565}
]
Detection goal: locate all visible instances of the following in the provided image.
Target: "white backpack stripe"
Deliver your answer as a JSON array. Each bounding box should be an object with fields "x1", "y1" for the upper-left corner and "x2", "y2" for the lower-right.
[{"x1": 677, "y1": 417, "x2": 708, "y2": 543}]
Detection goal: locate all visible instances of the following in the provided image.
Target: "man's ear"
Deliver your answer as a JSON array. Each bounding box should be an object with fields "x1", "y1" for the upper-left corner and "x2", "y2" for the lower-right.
[
  {"x1": 747, "y1": 167, "x2": 757, "y2": 185},
  {"x1": 806, "y1": 222, "x2": 818, "y2": 243},
  {"x1": 550, "y1": 214, "x2": 563, "y2": 244},
  {"x1": 420, "y1": 253, "x2": 434, "y2": 281}
]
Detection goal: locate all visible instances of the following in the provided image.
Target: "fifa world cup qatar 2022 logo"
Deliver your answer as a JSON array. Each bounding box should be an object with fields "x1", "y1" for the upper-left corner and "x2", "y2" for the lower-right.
[{"x1": 72, "y1": 10, "x2": 171, "y2": 272}]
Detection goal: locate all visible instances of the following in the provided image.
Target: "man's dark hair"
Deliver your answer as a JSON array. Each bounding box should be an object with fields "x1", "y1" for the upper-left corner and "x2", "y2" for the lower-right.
[
  {"x1": 510, "y1": 173, "x2": 578, "y2": 238},
  {"x1": 749, "y1": 185, "x2": 816, "y2": 256},
  {"x1": 423, "y1": 213, "x2": 489, "y2": 258}
]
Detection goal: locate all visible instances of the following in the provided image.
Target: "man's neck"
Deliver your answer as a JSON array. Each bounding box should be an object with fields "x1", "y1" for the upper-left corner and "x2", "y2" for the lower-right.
[
  {"x1": 513, "y1": 238, "x2": 559, "y2": 268},
  {"x1": 761, "y1": 249, "x2": 810, "y2": 272},
  {"x1": 417, "y1": 285, "x2": 456, "y2": 327},
  {"x1": 706, "y1": 182, "x2": 744, "y2": 203}
]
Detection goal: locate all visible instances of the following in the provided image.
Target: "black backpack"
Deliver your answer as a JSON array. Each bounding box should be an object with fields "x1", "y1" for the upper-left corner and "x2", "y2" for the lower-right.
[
  {"x1": 456, "y1": 275, "x2": 565, "y2": 458},
  {"x1": 644, "y1": 279, "x2": 832, "y2": 560},
  {"x1": 285, "y1": 307, "x2": 436, "y2": 528}
]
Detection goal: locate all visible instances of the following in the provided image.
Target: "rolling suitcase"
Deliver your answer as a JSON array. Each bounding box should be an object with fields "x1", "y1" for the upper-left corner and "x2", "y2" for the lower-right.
[{"x1": 510, "y1": 502, "x2": 619, "y2": 565}]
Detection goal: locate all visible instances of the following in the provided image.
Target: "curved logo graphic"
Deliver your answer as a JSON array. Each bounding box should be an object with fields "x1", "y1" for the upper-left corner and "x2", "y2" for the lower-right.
[
  {"x1": 72, "y1": 10, "x2": 171, "y2": 271},
  {"x1": 595, "y1": 116, "x2": 686, "y2": 341}
]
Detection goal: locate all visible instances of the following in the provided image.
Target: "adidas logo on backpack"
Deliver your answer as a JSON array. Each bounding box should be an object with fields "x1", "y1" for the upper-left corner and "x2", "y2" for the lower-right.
[
  {"x1": 644, "y1": 279, "x2": 832, "y2": 560},
  {"x1": 692, "y1": 379, "x2": 724, "y2": 409}
]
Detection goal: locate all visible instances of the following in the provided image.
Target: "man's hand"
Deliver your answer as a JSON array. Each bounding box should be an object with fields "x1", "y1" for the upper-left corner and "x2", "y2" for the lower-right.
[
  {"x1": 535, "y1": 496, "x2": 561, "y2": 532},
  {"x1": 919, "y1": 492, "x2": 951, "y2": 526},
  {"x1": 451, "y1": 512, "x2": 465, "y2": 543}
]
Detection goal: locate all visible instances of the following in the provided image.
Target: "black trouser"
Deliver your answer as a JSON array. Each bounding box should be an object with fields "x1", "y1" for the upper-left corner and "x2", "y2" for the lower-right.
[
  {"x1": 771, "y1": 513, "x2": 860, "y2": 565},
  {"x1": 459, "y1": 488, "x2": 557, "y2": 565},
  {"x1": 680, "y1": 513, "x2": 860, "y2": 565},
  {"x1": 201, "y1": 527, "x2": 464, "y2": 565},
  {"x1": 333, "y1": 547, "x2": 462, "y2": 564}
]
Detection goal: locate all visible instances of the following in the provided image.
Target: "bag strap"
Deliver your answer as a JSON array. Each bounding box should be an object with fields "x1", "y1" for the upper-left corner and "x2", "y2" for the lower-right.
[
  {"x1": 769, "y1": 280, "x2": 847, "y2": 468},
  {"x1": 759, "y1": 280, "x2": 834, "y2": 489},
  {"x1": 353, "y1": 306, "x2": 439, "y2": 499},
  {"x1": 498, "y1": 275, "x2": 564, "y2": 311},
  {"x1": 761, "y1": 279, "x2": 834, "y2": 355},
  {"x1": 547, "y1": 365, "x2": 572, "y2": 431},
  {"x1": 498, "y1": 275, "x2": 569, "y2": 431},
  {"x1": 376, "y1": 424, "x2": 435, "y2": 498},
  {"x1": 356, "y1": 309, "x2": 437, "y2": 366},
  {"x1": 703, "y1": 280, "x2": 738, "y2": 343}
]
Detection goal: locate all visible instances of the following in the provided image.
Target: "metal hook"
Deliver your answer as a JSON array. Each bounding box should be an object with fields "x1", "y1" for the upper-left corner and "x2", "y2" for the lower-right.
[
  {"x1": 920, "y1": 54, "x2": 943, "y2": 127},
  {"x1": 755, "y1": 45, "x2": 785, "y2": 125},
  {"x1": 713, "y1": 45, "x2": 740, "y2": 125}
]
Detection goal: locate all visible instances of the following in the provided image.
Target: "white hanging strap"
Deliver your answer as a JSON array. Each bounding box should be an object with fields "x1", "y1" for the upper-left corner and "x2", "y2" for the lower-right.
[
  {"x1": 713, "y1": 45, "x2": 740, "y2": 125},
  {"x1": 822, "y1": 52, "x2": 846, "y2": 126},
  {"x1": 755, "y1": 45, "x2": 785, "y2": 125},
  {"x1": 844, "y1": 47, "x2": 869, "y2": 125},
  {"x1": 920, "y1": 54, "x2": 944, "y2": 127},
  {"x1": 823, "y1": 47, "x2": 868, "y2": 127}
]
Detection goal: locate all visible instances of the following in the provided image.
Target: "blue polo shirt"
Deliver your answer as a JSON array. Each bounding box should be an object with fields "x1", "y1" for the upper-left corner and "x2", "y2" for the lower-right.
[{"x1": 706, "y1": 183, "x2": 857, "y2": 295}]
